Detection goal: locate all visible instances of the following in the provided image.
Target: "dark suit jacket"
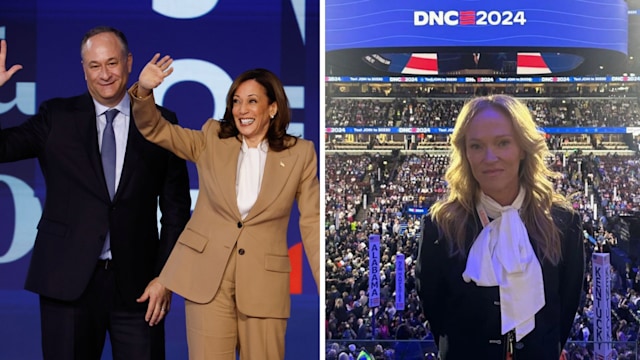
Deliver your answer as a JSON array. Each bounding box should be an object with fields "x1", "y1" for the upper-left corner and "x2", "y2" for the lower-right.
[
  {"x1": 416, "y1": 206, "x2": 584, "y2": 360},
  {"x1": 0, "y1": 93, "x2": 191, "y2": 308}
]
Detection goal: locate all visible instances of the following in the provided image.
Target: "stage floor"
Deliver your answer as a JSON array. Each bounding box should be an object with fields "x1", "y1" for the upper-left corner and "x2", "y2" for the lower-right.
[{"x1": 0, "y1": 290, "x2": 319, "y2": 359}]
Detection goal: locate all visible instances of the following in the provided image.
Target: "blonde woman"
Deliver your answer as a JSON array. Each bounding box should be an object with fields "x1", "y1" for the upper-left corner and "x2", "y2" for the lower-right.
[{"x1": 416, "y1": 95, "x2": 584, "y2": 360}]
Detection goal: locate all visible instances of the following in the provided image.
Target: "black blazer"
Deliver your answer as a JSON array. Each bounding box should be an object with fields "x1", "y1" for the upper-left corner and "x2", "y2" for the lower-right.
[
  {"x1": 416, "y1": 206, "x2": 584, "y2": 360},
  {"x1": 0, "y1": 93, "x2": 191, "y2": 308}
]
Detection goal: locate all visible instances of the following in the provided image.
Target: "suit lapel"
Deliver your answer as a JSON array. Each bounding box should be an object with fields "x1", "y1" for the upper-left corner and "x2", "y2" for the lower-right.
[
  {"x1": 215, "y1": 136, "x2": 243, "y2": 217},
  {"x1": 244, "y1": 148, "x2": 298, "y2": 221},
  {"x1": 115, "y1": 114, "x2": 141, "y2": 201},
  {"x1": 76, "y1": 94, "x2": 111, "y2": 202}
]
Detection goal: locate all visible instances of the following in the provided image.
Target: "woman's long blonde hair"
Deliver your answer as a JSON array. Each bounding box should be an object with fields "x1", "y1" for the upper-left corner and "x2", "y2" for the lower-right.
[{"x1": 429, "y1": 95, "x2": 571, "y2": 264}]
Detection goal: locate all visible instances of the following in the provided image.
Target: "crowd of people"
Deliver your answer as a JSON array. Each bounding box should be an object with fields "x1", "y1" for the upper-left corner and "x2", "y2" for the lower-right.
[
  {"x1": 326, "y1": 96, "x2": 640, "y2": 129},
  {"x1": 595, "y1": 155, "x2": 640, "y2": 218},
  {"x1": 326, "y1": 82, "x2": 640, "y2": 100}
]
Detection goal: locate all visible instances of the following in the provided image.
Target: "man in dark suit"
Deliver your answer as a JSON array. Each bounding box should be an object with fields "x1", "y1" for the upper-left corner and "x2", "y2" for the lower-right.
[
  {"x1": 457, "y1": 52, "x2": 499, "y2": 73},
  {"x1": 0, "y1": 27, "x2": 190, "y2": 359}
]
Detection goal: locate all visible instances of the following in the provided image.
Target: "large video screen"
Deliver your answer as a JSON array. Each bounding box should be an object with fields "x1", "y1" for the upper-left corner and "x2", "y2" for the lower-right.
[{"x1": 326, "y1": 0, "x2": 633, "y2": 77}]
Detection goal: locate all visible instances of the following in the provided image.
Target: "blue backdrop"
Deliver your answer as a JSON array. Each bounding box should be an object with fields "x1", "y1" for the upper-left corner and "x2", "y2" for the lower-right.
[{"x1": 0, "y1": 0, "x2": 320, "y2": 358}]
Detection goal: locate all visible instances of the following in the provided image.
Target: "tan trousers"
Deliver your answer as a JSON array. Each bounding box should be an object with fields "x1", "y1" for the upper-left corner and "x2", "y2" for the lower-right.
[{"x1": 185, "y1": 248, "x2": 287, "y2": 360}]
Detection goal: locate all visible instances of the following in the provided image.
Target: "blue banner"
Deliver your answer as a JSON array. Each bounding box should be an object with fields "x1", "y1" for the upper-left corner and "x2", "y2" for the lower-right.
[
  {"x1": 368, "y1": 234, "x2": 381, "y2": 308},
  {"x1": 395, "y1": 254, "x2": 405, "y2": 311},
  {"x1": 326, "y1": 75, "x2": 640, "y2": 83},
  {"x1": 406, "y1": 207, "x2": 428, "y2": 215}
]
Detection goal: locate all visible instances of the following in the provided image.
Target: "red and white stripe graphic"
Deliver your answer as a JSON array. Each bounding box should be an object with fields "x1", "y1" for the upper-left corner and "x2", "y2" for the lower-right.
[
  {"x1": 517, "y1": 52, "x2": 551, "y2": 75},
  {"x1": 402, "y1": 53, "x2": 438, "y2": 75},
  {"x1": 460, "y1": 10, "x2": 475, "y2": 25}
]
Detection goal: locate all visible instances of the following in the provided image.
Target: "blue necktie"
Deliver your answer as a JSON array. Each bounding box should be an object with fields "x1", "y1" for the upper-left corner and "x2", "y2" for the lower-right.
[
  {"x1": 100, "y1": 109, "x2": 118, "y2": 259},
  {"x1": 101, "y1": 109, "x2": 118, "y2": 199}
]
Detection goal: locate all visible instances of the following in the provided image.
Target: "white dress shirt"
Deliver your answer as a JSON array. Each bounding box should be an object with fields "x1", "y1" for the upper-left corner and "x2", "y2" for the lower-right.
[
  {"x1": 95, "y1": 97, "x2": 130, "y2": 191},
  {"x1": 236, "y1": 138, "x2": 268, "y2": 219},
  {"x1": 95, "y1": 96, "x2": 130, "y2": 259}
]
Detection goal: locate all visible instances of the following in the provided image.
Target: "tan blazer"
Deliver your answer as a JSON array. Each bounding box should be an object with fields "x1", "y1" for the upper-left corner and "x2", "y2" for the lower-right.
[{"x1": 129, "y1": 84, "x2": 320, "y2": 319}]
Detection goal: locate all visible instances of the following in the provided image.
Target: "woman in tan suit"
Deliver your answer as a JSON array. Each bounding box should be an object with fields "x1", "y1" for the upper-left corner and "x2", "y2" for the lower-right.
[{"x1": 129, "y1": 54, "x2": 320, "y2": 360}]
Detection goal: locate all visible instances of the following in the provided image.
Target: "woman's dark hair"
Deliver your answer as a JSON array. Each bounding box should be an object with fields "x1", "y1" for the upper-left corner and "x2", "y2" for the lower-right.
[{"x1": 219, "y1": 68, "x2": 297, "y2": 151}]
